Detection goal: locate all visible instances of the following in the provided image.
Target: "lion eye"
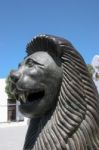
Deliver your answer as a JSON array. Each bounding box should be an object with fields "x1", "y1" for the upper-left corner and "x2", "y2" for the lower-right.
[{"x1": 26, "y1": 59, "x2": 34, "y2": 67}]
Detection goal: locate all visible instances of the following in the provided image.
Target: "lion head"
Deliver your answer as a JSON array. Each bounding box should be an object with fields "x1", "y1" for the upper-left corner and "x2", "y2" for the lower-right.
[
  {"x1": 9, "y1": 34, "x2": 99, "y2": 150},
  {"x1": 10, "y1": 51, "x2": 62, "y2": 118}
]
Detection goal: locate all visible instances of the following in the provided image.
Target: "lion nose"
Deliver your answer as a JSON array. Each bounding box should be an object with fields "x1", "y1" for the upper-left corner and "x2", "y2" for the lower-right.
[{"x1": 10, "y1": 70, "x2": 20, "y2": 83}]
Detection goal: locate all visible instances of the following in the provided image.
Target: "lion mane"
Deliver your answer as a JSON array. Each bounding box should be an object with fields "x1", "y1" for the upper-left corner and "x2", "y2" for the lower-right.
[{"x1": 23, "y1": 34, "x2": 99, "y2": 150}]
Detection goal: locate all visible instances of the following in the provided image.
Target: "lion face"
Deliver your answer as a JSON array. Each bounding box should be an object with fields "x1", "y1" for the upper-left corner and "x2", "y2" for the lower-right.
[{"x1": 9, "y1": 51, "x2": 62, "y2": 118}]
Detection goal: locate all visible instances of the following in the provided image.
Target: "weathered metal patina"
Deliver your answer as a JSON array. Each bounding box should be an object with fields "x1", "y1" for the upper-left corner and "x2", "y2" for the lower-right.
[{"x1": 9, "y1": 35, "x2": 99, "y2": 150}]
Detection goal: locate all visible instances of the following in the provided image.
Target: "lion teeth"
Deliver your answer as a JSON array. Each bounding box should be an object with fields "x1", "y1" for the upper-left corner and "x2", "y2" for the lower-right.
[
  {"x1": 20, "y1": 95, "x2": 23, "y2": 99},
  {"x1": 23, "y1": 94, "x2": 26, "y2": 103},
  {"x1": 20, "y1": 94, "x2": 26, "y2": 103}
]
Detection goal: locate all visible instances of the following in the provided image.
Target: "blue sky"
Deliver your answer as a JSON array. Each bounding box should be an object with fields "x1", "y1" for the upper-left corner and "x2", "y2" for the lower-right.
[{"x1": 0, "y1": 0, "x2": 99, "y2": 78}]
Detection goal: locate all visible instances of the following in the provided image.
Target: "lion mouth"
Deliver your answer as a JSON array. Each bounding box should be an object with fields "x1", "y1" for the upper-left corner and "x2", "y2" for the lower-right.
[{"x1": 19, "y1": 90, "x2": 45, "y2": 104}]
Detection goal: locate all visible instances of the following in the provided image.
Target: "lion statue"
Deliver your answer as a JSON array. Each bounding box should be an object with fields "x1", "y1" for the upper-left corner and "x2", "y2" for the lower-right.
[{"x1": 9, "y1": 34, "x2": 99, "y2": 150}]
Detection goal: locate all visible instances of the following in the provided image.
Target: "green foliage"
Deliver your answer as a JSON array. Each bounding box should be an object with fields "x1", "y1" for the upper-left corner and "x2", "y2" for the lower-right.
[
  {"x1": 5, "y1": 76, "x2": 15, "y2": 99},
  {"x1": 87, "y1": 64, "x2": 95, "y2": 77}
]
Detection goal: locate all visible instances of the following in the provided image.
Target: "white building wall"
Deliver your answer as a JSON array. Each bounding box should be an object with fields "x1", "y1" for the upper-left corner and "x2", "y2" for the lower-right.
[
  {"x1": 94, "y1": 80, "x2": 99, "y2": 93},
  {"x1": 0, "y1": 79, "x2": 8, "y2": 122},
  {"x1": 92, "y1": 55, "x2": 99, "y2": 72},
  {"x1": 91, "y1": 55, "x2": 99, "y2": 93},
  {"x1": 0, "y1": 78, "x2": 28, "y2": 124}
]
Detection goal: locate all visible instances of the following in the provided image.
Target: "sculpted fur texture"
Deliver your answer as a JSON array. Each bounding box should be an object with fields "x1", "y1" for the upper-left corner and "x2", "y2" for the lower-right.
[{"x1": 9, "y1": 35, "x2": 99, "y2": 150}]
